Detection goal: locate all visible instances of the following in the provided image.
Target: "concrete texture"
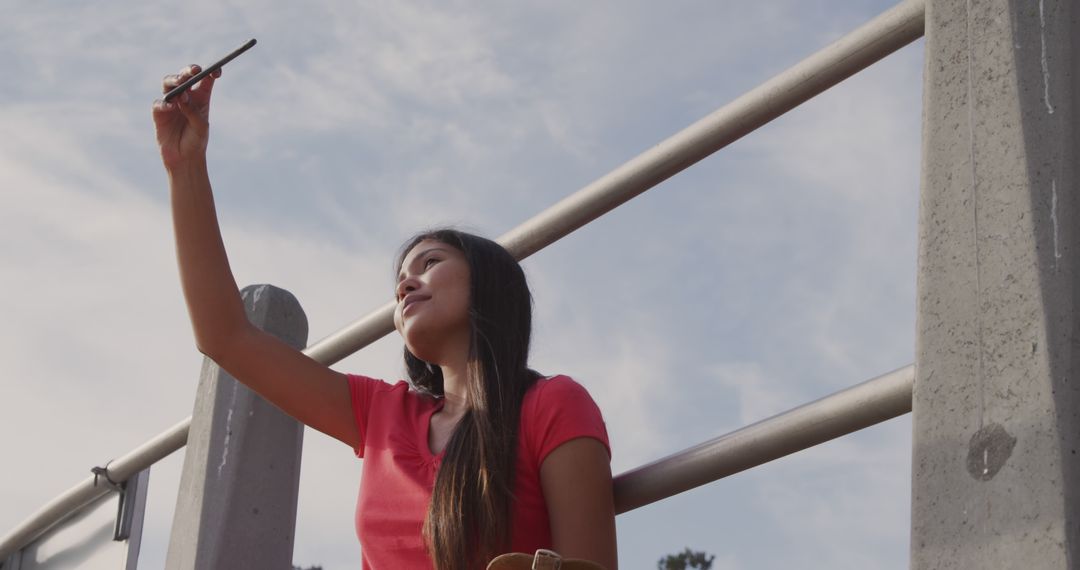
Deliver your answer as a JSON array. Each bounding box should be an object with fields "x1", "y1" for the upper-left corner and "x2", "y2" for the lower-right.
[
  {"x1": 165, "y1": 285, "x2": 309, "y2": 570},
  {"x1": 912, "y1": 0, "x2": 1078, "y2": 567}
]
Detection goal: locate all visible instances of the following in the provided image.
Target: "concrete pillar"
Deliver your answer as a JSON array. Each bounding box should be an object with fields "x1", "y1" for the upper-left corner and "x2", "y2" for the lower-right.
[
  {"x1": 166, "y1": 285, "x2": 309, "y2": 570},
  {"x1": 912, "y1": 0, "x2": 1078, "y2": 567}
]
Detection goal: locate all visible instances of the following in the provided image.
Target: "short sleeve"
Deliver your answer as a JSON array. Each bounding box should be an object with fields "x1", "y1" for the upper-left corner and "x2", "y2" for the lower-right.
[
  {"x1": 525, "y1": 376, "x2": 611, "y2": 466},
  {"x1": 346, "y1": 374, "x2": 386, "y2": 458}
]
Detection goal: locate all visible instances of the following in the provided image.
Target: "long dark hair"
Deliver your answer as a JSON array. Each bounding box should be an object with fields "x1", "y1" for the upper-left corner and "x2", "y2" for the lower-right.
[{"x1": 397, "y1": 229, "x2": 540, "y2": 570}]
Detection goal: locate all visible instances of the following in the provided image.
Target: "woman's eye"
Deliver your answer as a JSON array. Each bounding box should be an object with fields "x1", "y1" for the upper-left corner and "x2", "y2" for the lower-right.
[{"x1": 424, "y1": 257, "x2": 440, "y2": 269}]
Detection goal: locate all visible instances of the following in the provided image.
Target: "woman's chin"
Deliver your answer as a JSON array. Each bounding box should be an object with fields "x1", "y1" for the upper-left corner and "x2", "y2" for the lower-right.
[
  {"x1": 401, "y1": 320, "x2": 469, "y2": 364},
  {"x1": 402, "y1": 332, "x2": 441, "y2": 364}
]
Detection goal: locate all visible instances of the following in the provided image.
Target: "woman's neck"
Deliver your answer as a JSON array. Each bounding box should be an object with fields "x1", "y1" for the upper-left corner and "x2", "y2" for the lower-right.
[{"x1": 438, "y1": 358, "x2": 469, "y2": 418}]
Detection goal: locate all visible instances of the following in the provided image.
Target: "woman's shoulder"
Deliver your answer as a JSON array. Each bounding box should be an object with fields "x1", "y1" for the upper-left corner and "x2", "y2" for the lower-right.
[
  {"x1": 521, "y1": 374, "x2": 610, "y2": 460},
  {"x1": 528, "y1": 373, "x2": 588, "y2": 394},
  {"x1": 346, "y1": 374, "x2": 431, "y2": 403},
  {"x1": 523, "y1": 374, "x2": 603, "y2": 415},
  {"x1": 525, "y1": 373, "x2": 582, "y2": 400}
]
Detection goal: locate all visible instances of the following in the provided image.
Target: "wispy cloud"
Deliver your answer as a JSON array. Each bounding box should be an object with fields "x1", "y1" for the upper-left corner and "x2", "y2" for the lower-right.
[{"x1": 753, "y1": 419, "x2": 912, "y2": 569}]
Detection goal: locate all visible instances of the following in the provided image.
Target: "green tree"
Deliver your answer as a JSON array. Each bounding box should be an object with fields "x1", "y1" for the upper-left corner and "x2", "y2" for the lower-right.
[{"x1": 658, "y1": 547, "x2": 715, "y2": 570}]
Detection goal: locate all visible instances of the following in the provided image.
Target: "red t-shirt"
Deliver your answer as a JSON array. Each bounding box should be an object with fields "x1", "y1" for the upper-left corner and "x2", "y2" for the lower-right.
[{"x1": 347, "y1": 374, "x2": 610, "y2": 570}]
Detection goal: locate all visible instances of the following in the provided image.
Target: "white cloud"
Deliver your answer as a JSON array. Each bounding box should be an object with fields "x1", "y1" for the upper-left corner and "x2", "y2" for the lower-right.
[
  {"x1": 212, "y1": 2, "x2": 519, "y2": 142},
  {"x1": 709, "y1": 361, "x2": 803, "y2": 427},
  {"x1": 753, "y1": 418, "x2": 912, "y2": 569}
]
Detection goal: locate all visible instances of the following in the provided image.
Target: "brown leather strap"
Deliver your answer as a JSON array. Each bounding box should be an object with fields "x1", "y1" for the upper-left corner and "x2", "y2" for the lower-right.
[{"x1": 486, "y1": 551, "x2": 608, "y2": 570}]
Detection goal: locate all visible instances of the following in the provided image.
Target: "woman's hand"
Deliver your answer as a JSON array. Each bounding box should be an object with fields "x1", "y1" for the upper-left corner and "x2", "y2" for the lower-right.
[{"x1": 152, "y1": 65, "x2": 222, "y2": 170}]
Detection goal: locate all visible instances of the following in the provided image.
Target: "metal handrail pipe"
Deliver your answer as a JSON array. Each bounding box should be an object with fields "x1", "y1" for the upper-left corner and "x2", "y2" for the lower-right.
[
  {"x1": 0, "y1": 418, "x2": 190, "y2": 561},
  {"x1": 613, "y1": 365, "x2": 914, "y2": 514},
  {"x1": 299, "y1": 0, "x2": 925, "y2": 366},
  {"x1": 0, "y1": 0, "x2": 925, "y2": 558},
  {"x1": 497, "y1": 0, "x2": 925, "y2": 262}
]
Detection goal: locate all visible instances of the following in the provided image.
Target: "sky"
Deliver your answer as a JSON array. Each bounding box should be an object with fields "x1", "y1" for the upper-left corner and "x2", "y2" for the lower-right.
[{"x1": 1, "y1": 1, "x2": 924, "y2": 568}]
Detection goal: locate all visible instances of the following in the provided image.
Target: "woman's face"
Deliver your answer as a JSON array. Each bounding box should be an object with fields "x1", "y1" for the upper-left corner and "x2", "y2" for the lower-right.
[{"x1": 394, "y1": 239, "x2": 472, "y2": 364}]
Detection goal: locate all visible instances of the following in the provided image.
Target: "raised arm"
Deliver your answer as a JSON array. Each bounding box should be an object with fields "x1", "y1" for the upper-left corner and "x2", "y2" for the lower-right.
[{"x1": 152, "y1": 65, "x2": 358, "y2": 449}]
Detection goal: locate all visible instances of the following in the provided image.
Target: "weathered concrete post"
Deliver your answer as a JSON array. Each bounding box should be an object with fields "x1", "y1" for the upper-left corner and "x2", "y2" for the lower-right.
[
  {"x1": 913, "y1": 0, "x2": 1078, "y2": 567},
  {"x1": 166, "y1": 284, "x2": 309, "y2": 570}
]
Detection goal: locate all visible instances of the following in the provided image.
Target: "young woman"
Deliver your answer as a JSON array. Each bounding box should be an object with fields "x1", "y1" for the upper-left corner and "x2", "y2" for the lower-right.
[{"x1": 152, "y1": 64, "x2": 618, "y2": 570}]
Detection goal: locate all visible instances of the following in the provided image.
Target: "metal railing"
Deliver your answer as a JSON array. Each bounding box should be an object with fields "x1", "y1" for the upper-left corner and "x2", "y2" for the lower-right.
[
  {"x1": 615, "y1": 365, "x2": 913, "y2": 513},
  {"x1": 0, "y1": 0, "x2": 926, "y2": 560}
]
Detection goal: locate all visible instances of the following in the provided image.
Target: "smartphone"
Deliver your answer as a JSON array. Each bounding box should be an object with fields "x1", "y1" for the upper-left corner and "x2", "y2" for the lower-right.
[{"x1": 163, "y1": 38, "x2": 257, "y2": 102}]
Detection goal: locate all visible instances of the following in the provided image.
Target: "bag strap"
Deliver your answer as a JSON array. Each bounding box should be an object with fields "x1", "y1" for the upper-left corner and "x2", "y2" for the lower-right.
[
  {"x1": 532, "y1": 548, "x2": 562, "y2": 569},
  {"x1": 486, "y1": 549, "x2": 608, "y2": 570}
]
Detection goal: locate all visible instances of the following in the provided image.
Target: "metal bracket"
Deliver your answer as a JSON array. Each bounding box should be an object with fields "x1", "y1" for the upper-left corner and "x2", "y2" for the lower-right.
[
  {"x1": 112, "y1": 469, "x2": 148, "y2": 541},
  {"x1": 2, "y1": 550, "x2": 22, "y2": 570},
  {"x1": 91, "y1": 460, "x2": 122, "y2": 491},
  {"x1": 89, "y1": 459, "x2": 130, "y2": 541}
]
